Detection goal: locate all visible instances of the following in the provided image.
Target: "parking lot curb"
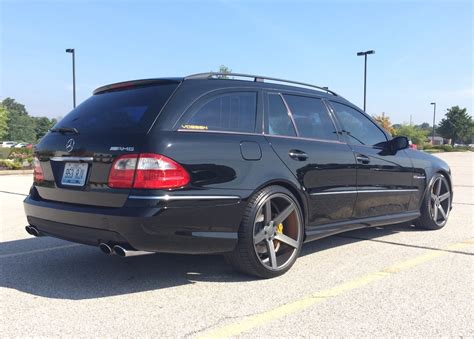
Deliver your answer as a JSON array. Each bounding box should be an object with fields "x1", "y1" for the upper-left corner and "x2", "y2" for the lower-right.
[{"x1": 0, "y1": 170, "x2": 33, "y2": 175}]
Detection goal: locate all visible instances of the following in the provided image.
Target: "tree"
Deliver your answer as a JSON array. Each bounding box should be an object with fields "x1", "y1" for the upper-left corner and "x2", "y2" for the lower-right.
[
  {"x1": 0, "y1": 104, "x2": 8, "y2": 140},
  {"x1": 393, "y1": 124, "x2": 428, "y2": 145},
  {"x1": 33, "y1": 116, "x2": 56, "y2": 141},
  {"x1": 1, "y1": 97, "x2": 56, "y2": 143},
  {"x1": 1, "y1": 98, "x2": 27, "y2": 116},
  {"x1": 372, "y1": 112, "x2": 395, "y2": 135},
  {"x1": 216, "y1": 65, "x2": 232, "y2": 79},
  {"x1": 437, "y1": 106, "x2": 473, "y2": 145},
  {"x1": 2, "y1": 98, "x2": 31, "y2": 141},
  {"x1": 8, "y1": 114, "x2": 36, "y2": 143},
  {"x1": 418, "y1": 122, "x2": 430, "y2": 129}
]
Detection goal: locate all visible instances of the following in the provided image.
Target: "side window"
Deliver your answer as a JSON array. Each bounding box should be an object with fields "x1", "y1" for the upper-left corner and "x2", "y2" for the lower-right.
[
  {"x1": 267, "y1": 94, "x2": 297, "y2": 137},
  {"x1": 330, "y1": 101, "x2": 387, "y2": 146},
  {"x1": 283, "y1": 95, "x2": 338, "y2": 141},
  {"x1": 184, "y1": 92, "x2": 257, "y2": 133}
]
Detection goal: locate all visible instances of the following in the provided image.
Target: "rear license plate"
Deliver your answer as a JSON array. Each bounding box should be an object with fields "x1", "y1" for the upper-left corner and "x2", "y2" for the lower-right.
[{"x1": 61, "y1": 163, "x2": 88, "y2": 186}]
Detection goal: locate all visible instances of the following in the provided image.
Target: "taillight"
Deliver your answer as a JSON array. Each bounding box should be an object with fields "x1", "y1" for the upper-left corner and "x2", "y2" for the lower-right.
[
  {"x1": 108, "y1": 154, "x2": 138, "y2": 188},
  {"x1": 33, "y1": 157, "x2": 44, "y2": 183},
  {"x1": 107, "y1": 153, "x2": 190, "y2": 189},
  {"x1": 134, "y1": 153, "x2": 190, "y2": 189}
]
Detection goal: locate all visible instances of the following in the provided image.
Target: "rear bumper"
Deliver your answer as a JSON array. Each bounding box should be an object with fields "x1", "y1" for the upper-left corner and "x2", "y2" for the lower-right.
[{"x1": 23, "y1": 191, "x2": 247, "y2": 254}]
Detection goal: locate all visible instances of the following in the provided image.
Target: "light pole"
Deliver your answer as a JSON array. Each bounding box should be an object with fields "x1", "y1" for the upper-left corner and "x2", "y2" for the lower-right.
[
  {"x1": 65, "y1": 48, "x2": 76, "y2": 108},
  {"x1": 357, "y1": 50, "x2": 375, "y2": 111},
  {"x1": 430, "y1": 102, "x2": 436, "y2": 144}
]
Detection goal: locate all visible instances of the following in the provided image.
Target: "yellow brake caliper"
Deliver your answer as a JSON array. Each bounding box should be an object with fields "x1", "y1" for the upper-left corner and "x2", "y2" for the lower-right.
[
  {"x1": 274, "y1": 223, "x2": 284, "y2": 252},
  {"x1": 277, "y1": 223, "x2": 284, "y2": 234}
]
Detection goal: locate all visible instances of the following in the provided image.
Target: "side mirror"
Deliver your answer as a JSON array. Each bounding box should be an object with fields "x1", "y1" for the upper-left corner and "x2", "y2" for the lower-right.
[{"x1": 389, "y1": 136, "x2": 409, "y2": 152}]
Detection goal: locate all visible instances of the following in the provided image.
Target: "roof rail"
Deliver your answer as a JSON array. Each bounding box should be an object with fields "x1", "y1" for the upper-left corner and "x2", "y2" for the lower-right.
[{"x1": 185, "y1": 72, "x2": 338, "y2": 96}]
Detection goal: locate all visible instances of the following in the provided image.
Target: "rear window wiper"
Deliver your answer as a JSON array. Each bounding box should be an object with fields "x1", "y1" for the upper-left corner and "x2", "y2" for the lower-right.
[{"x1": 50, "y1": 127, "x2": 79, "y2": 135}]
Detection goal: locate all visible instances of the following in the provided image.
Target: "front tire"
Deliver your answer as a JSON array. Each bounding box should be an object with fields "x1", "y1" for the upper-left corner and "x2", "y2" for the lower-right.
[
  {"x1": 415, "y1": 173, "x2": 451, "y2": 230},
  {"x1": 225, "y1": 186, "x2": 304, "y2": 278}
]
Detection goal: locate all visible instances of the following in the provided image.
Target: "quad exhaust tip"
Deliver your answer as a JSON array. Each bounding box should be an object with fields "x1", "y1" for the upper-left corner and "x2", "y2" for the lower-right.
[
  {"x1": 113, "y1": 245, "x2": 152, "y2": 257},
  {"x1": 25, "y1": 225, "x2": 41, "y2": 237},
  {"x1": 113, "y1": 245, "x2": 128, "y2": 257},
  {"x1": 99, "y1": 243, "x2": 153, "y2": 257},
  {"x1": 99, "y1": 243, "x2": 113, "y2": 255}
]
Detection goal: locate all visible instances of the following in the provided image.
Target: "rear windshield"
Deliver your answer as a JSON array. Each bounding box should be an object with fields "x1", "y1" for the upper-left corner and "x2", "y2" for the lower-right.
[{"x1": 55, "y1": 83, "x2": 179, "y2": 134}]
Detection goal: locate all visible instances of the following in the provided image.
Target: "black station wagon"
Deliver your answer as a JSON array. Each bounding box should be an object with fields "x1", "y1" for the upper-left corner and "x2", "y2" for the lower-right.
[{"x1": 24, "y1": 72, "x2": 453, "y2": 278}]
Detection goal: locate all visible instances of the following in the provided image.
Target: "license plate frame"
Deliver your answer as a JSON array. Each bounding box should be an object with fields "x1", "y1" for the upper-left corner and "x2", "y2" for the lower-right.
[{"x1": 61, "y1": 162, "x2": 89, "y2": 187}]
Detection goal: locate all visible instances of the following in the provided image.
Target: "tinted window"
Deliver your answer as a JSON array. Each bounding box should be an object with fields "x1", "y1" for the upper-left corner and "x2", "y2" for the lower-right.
[
  {"x1": 56, "y1": 83, "x2": 179, "y2": 134},
  {"x1": 267, "y1": 94, "x2": 296, "y2": 136},
  {"x1": 184, "y1": 92, "x2": 257, "y2": 133},
  {"x1": 283, "y1": 95, "x2": 338, "y2": 141},
  {"x1": 330, "y1": 102, "x2": 387, "y2": 146}
]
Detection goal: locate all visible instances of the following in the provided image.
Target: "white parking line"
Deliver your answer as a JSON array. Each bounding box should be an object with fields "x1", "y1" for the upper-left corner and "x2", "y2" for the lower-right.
[{"x1": 0, "y1": 243, "x2": 81, "y2": 259}]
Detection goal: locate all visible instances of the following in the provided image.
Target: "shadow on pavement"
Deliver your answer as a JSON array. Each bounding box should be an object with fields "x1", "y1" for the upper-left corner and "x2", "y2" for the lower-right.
[{"x1": 0, "y1": 222, "x2": 464, "y2": 300}]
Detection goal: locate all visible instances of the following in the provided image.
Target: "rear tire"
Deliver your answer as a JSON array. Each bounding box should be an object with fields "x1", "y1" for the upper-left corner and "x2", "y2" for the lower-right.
[
  {"x1": 225, "y1": 185, "x2": 304, "y2": 278},
  {"x1": 415, "y1": 173, "x2": 451, "y2": 230}
]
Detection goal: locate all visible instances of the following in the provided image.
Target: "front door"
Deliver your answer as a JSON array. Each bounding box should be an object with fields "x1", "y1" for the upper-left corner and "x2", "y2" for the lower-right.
[{"x1": 328, "y1": 101, "x2": 414, "y2": 218}]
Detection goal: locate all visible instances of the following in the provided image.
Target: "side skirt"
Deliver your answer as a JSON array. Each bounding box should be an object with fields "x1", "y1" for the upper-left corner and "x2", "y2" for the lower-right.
[{"x1": 304, "y1": 211, "x2": 420, "y2": 243}]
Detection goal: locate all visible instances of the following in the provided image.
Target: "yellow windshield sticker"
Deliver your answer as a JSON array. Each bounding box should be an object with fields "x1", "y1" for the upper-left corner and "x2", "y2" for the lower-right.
[{"x1": 181, "y1": 124, "x2": 208, "y2": 130}]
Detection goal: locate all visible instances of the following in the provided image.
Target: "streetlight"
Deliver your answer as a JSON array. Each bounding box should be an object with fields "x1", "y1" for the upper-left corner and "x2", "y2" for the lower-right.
[
  {"x1": 357, "y1": 50, "x2": 375, "y2": 111},
  {"x1": 430, "y1": 102, "x2": 436, "y2": 144},
  {"x1": 65, "y1": 48, "x2": 76, "y2": 108}
]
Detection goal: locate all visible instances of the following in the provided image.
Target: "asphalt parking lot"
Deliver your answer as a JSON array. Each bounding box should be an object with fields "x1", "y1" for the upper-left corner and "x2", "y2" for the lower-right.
[{"x1": 1, "y1": 152, "x2": 472, "y2": 337}]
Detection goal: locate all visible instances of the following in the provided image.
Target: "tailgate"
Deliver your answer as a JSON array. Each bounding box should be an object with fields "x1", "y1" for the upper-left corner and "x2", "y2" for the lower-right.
[{"x1": 33, "y1": 81, "x2": 180, "y2": 207}]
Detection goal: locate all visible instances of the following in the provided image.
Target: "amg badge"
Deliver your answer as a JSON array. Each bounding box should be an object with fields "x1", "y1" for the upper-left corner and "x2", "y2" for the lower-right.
[{"x1": 109, "y1": 146, "x2": 135, "y2": 151}]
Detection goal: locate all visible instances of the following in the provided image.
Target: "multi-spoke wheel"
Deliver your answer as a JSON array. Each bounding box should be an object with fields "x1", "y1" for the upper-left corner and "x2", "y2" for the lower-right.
[
  {"x1": 416, "y1": 173, "x2": 451, "y2": 230},
  {"x1": 225, "y1": 186, "x2": 303, "y2": 278}
]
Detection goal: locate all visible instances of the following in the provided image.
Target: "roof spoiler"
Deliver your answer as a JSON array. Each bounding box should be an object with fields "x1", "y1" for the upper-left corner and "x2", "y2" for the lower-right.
[{"x1": 93, "y1": 78, "x2": 182, "y2": 95}]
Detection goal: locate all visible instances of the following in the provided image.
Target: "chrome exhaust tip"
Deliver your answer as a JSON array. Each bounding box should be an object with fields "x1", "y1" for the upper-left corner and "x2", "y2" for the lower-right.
[
  {"x1": 113, "y1": 245, "x2": 152, "y2": 257},
  {"x1": 25, "y1": 226, "x2": 34, "y2": 235},
  {"x1": 113, "y1": 245, "x2": 127, "y2": 257},
  {"x1": 25, "y1": 226, "x2": 41, "y2": 237},
  {"x1": 99, "y1": 243, "x2": 113, "y2": 255}
]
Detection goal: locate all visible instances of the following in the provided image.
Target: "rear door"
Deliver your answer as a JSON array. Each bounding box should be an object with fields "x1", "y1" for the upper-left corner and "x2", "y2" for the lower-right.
[
  {"x1": 34, "y1": 81, "x2": 180, "y2": 207},
  {"x1": 264, "y1": 92, "x2": 357, "y2": 226},
  {"x1": 328, "y1": 101, "x2": 414, "y2": 218}
]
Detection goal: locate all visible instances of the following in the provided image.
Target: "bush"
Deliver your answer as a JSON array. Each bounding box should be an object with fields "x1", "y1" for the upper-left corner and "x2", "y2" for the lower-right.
[
  {"x1": 433, "y1": 144, "x2": 454, "y2": 152},
  {"x1": 8, "y1": 147, "x2": 33, "y2": 157},
  {"x1": 454, "y1": 145, "x2": 473, "y2": 151},
  {"x1": 0, "y1": 159, "x2": 22, "y2": 170},
  {"x1": 9, "y1": 151, "x2": 32, "y2": 161},
  {"x1": 423, "y1": 144, "x2": 449, "y2": 151},
  {"x1": 0, "y1": 148, "x2": 10, "y2": 159},
  {"x1": 422, "y1": 144, "x2": 472, "y2": 152}
]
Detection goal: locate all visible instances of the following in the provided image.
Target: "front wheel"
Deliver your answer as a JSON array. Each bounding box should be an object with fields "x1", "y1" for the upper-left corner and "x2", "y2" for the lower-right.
[
  {"x1": 415, "y1": 173, "x2": 452, "y2": 230},
  {"x1": 225, "y1": 186, "x2": 304, "y2": 278}
]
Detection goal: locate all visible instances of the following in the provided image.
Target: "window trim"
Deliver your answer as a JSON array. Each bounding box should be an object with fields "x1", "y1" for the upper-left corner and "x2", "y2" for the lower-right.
[
  {"x1": 327, "y1": 100, "x2": 388, "y2": 147},
  {"x1": 177, "y1": 128, "x2": 345, "y2": 144},
  {"x1": 279, "y1": 93, "x2": 301, "y2": 136}
]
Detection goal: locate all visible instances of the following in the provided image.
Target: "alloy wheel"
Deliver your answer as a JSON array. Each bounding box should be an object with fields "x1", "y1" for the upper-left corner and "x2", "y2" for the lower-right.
[
  {"x1": 253, "y1": 193, "x2": 302, "y2": 271},
  {"x1": 429, "y1": 176, "x2": 451, "y2": 226}
]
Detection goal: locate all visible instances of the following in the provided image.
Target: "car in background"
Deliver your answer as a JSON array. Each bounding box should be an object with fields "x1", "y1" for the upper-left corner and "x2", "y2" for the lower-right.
[
  {"x1": 13, "y1": 142, "x2": 33, "y2": 149},
  {"x1": 23, "y1": 72, "x2": 453, "y2": 278},
  {"x1": 408, "y1": 140, "x2": 418, "y2": 150},
  {"x1": 1, "y1": 141, "x2": 17, "y2": 148},
  {"x1": 14, "y1": 142, "x2": 28, "y2": 148}
]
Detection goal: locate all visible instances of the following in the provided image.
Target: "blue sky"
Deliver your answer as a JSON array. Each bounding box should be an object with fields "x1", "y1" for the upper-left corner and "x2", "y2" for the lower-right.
[{"x1": 1, "y1": 0, "x2": 472, "y2": 124}]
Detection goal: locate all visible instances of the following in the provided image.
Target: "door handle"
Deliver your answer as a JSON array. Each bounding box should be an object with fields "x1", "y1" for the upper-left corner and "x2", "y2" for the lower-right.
[
  {"x1": 355, "y1": 154, "x2": 370, "y2": 164},
  {"x1": 289, "y1": 150, "x2": 308, "y2": 161}
]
